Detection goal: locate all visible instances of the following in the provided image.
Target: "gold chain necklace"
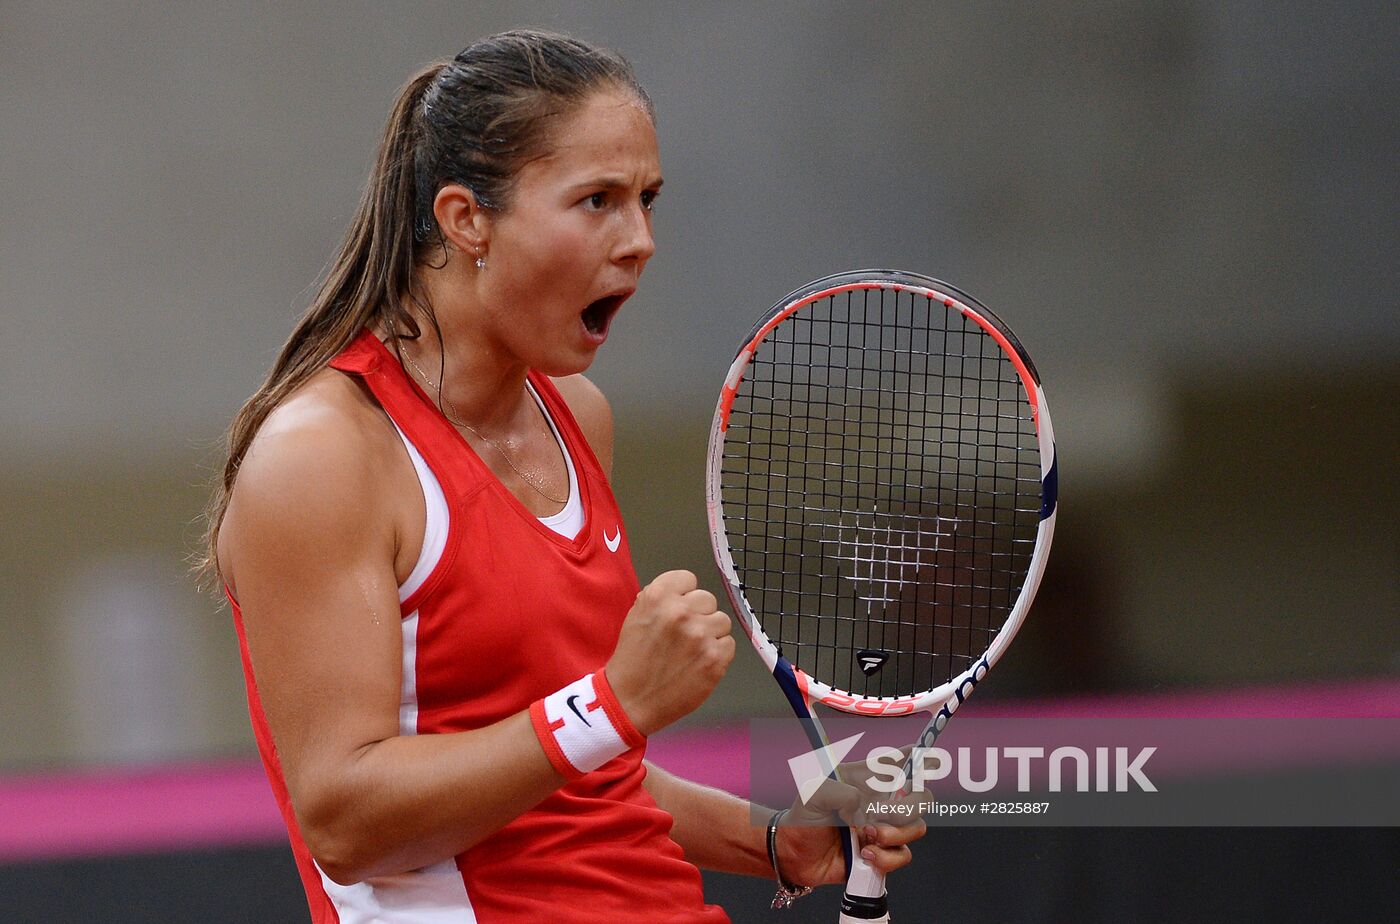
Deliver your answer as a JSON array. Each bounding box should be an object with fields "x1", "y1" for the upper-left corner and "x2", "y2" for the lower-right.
[{"x1": 398, "y1": 348, "x2": 567, "y2": 506}]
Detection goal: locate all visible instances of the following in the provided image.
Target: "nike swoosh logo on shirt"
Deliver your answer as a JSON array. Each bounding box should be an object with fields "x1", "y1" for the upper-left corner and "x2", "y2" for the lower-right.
[
  {"x1": 566, "y1": 694, "x2": 592, "y2": 727},
  {"x1": 604, "y1": 528, "x2": 621, "y2": 552}
]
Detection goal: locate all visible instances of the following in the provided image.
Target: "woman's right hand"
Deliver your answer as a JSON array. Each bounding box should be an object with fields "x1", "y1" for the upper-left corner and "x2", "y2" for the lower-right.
[{"x1": 604, "y1": 570, "x2": 735, "y2": 735}]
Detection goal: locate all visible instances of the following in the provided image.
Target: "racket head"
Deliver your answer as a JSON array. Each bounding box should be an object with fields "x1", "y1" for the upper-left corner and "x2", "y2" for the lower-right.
[{"x1": 706, "y1": 270, "x2": 1057, "y2": 716}]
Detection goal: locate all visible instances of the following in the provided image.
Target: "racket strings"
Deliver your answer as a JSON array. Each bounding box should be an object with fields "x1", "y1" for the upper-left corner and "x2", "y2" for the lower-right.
[{"x1": 720, "y1": 287, "x2": 1041, "y2": 698}]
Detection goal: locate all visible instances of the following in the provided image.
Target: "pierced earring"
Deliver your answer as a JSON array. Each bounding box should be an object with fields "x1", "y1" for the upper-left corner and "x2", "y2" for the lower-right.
[{"x1": 475, "y1": 254, "x2": 486, "y2": 270}]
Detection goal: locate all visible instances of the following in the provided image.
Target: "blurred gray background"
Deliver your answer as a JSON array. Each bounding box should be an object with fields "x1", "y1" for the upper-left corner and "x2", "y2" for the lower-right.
[{"x1": 1, "y1": 0, "x2": 1396, "y2": 773}]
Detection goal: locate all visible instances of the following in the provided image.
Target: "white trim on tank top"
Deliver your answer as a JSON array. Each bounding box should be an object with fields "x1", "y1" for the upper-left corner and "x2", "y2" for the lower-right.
[
  {"x1": 391, "y1": 423, "x2": 449, "y2": 603},
  {"x1": 526, "y1": 380, "x2": 584, "y2": 539}
]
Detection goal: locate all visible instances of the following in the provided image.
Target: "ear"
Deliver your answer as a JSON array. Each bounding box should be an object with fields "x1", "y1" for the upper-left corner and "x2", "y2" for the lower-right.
[{"x1": 432, "y1": 183, "x2": 491, "y2": 255}]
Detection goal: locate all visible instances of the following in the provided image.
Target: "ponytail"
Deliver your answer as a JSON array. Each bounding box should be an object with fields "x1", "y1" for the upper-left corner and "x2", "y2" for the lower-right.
[{"x1": 194, "y1": 62, "x2": 445, "y2": 589}]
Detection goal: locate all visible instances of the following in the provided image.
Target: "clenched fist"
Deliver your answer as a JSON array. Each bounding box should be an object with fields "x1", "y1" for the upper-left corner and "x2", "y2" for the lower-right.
[{"x1": 605, "y1": 570, "x2": 735, "y2": 736}]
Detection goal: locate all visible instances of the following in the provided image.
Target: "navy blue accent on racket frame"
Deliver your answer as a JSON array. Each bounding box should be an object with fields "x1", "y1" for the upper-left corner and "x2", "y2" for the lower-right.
[
  {"x1": 1041, "y1": 455, "x2": 1058, "y2": 520},
  {"x1": 771, "y1": 655, "x2": 857, "y2": 877}
]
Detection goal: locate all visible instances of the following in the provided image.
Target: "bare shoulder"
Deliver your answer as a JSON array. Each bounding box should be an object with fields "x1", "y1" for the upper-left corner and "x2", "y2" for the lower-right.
[
  {"x1": 235, "y1": 368, "x2": 398, "y2": 504},
  {"x1": 551, "y1": 373, "x2": 615, "y2": 478},
  {"x1": 219, "y1": 367, "x2": 405, "y2": 593}
]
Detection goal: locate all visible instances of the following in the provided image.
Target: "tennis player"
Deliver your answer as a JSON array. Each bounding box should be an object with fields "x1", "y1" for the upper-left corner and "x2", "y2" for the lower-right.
[{"x1": 200, "y1": 31, "x2": 923, "y2": 923}]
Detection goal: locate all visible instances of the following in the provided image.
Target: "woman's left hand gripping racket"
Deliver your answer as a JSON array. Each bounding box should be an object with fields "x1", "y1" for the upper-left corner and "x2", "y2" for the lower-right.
[{"x1": 705, "y1": 270, "x2": 1057, "y2": 922}]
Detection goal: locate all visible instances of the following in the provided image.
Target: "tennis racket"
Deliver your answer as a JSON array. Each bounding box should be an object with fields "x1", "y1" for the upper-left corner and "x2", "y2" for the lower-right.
[{"x1": 705, "y1": 270, "x2": 1057, "y2": 922}]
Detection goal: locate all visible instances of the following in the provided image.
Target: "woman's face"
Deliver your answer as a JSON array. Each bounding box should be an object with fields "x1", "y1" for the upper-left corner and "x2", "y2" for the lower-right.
[{"x1": 476, "y1": 88, "x2": 662, "y2": 376}]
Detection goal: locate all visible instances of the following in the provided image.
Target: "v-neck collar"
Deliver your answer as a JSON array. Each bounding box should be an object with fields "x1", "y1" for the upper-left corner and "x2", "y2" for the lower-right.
[{"x1": 367, "y1": 333, "x2": 596, "y2": 555}]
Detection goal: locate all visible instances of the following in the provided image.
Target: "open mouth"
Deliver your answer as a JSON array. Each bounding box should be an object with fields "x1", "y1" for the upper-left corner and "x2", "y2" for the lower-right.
[{"x1": 581, "y1": 293, "x2": 628, "y2": 339}]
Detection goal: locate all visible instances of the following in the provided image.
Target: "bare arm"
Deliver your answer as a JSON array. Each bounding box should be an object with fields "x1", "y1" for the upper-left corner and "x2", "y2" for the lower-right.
[
  {"x1": 220, "y1": 375, "x2": 732, "y2": 884},
  {"x1": 221, "y1": 383, "x2": 569, "y2": 883},
  {"x1": 642, "y1": 762, "x2": 770, "y2": 878}
]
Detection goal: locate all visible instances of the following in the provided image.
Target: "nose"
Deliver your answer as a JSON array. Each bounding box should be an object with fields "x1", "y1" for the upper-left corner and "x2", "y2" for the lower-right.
[{"x1": 614, "y1": 202, "x2": 655, "y2": 265}]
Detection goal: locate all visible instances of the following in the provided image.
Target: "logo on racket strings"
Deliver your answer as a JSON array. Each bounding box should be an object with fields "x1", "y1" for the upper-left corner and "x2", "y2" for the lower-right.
[{"x1": 857, "y1": 648, "x2": 890, "y2": 676}]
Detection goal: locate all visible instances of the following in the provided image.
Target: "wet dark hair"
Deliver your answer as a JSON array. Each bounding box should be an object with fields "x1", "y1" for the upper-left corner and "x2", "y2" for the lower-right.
[
  {"x1": 197, "y1": 30, "x2": 651, "y2": 588},
  {"x1": 414, "y1": 30, "x2": 654, "y2": 241}
]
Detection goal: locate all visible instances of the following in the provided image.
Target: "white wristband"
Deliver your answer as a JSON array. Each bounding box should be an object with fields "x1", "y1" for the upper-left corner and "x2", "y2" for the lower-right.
[{"x1": 529, "y1": 670, "x2": 645, "y2": 779}]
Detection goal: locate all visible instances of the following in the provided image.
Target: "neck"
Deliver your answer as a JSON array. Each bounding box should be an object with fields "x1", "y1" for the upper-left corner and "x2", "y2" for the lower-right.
[{"x1": 396, "y1": 269, "x2": 531, "y2": 434}]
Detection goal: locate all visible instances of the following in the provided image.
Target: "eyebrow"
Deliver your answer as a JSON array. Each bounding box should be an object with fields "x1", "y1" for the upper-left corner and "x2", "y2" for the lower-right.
[{"x1": 571, "y1": 176, "x2": 664, "y2": 191}]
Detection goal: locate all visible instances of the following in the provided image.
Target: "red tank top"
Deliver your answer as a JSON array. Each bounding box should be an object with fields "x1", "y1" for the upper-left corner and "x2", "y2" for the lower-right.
[{"x1": 229, "y1": 329, "x2": 729, "y2": 923}]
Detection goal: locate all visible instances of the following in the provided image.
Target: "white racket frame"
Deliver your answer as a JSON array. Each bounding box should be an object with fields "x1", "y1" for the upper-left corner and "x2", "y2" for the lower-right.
[{"x1": 705, "y1": 271, "x2": 1057, "y2": 923}]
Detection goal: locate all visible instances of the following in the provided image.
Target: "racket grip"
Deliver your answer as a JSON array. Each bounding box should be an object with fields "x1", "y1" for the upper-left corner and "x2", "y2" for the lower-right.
[{"x1": 838, "y1": 835, "x2": 890, "y2": 923}]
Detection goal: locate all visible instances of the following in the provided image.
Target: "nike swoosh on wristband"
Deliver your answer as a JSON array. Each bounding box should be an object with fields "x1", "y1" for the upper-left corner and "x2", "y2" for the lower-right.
[
  {"x1": 566, "y1": 694, "x2": 592, "y2": 727},
  {"x1": 604, "y1": 528, "x2": 621, "y2": 552}
]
